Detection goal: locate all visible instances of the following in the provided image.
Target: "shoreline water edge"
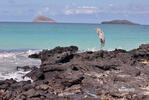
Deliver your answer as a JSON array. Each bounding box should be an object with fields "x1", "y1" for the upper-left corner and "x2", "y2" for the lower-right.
[{"x1": 0, "y1": 44, "x2": 149, "y2": 100}]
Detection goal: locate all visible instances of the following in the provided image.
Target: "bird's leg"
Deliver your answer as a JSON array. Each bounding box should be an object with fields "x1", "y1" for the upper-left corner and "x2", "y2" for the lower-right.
[
  {"x1": 99, "y1": 43, "x2": 104, "y2": 51},
  {"x1": 99, "y1": 44, "x2": 103, "y2": 51}
]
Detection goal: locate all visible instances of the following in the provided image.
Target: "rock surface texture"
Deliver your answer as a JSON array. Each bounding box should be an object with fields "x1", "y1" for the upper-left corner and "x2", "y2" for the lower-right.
[{"x1": 1, "y1": 44, "x2": 149, "y2": 100}]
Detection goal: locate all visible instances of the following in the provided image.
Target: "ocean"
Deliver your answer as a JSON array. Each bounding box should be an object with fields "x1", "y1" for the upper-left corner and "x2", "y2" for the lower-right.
[{"x1": 0, "y1": 22, "x2": 148, "y2": 81}]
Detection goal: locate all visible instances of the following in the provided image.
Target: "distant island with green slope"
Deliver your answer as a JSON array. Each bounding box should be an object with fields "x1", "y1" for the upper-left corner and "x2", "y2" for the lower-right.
[{"x1": 101, "y1": 20, "x2": 140, "y2": 25}]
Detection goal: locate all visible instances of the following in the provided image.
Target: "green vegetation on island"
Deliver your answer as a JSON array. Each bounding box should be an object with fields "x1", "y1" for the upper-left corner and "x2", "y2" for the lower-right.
[{"x1": 101, "y1": 20, "x2": 139, "y2": 25}]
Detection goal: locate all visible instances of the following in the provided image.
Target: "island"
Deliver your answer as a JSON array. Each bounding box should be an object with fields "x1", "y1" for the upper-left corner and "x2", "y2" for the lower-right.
[
  {"x1": 101, "y1": 20, "x2": 139, "y2": 25},
  {"x1": 32, "y1": 15, "x2": 56, "y2": 23}
]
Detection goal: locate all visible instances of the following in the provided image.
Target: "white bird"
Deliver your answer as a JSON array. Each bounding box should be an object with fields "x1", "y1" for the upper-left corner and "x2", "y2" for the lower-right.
[{"x1": 94, "y1": 28, "x2": 105, "y2": 50}]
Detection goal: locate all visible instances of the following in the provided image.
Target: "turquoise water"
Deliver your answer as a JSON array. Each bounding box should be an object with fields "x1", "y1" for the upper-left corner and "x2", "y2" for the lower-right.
[
  {"x1": 0, "y1": 22, "x2": 148, "y2": 80},
  {"x1": 0, "y1": 22, "x2": 149, "y2": 51}
]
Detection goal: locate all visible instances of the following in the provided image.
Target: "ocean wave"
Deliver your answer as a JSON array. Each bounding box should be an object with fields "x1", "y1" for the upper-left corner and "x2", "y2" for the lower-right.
[
  {"x1": 26, "y1": 49, "x2": 41, "y2": 56},
  {"x1": 0, "y1": 49, "x2": 41, "y2": 70},
  {"x1": 0, "y1": 49, "x2": 41, "y2": 81},
  {"x1": 87, "y1": 47, "x2": 96, "y2": 51},
  {"x1": 0, "y1": 70, "x2": 33, "y2": 82}
]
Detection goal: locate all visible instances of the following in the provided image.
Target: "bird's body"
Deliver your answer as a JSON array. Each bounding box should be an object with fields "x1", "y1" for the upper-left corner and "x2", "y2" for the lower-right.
[{"x1": 94, "y1": 28, "x2": 105, "y2": 50}]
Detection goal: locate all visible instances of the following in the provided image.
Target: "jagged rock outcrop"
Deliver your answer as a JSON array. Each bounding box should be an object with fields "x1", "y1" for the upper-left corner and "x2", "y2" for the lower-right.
[{"x1": 0, "y1": 44, "x2": 149, "y2": 100}]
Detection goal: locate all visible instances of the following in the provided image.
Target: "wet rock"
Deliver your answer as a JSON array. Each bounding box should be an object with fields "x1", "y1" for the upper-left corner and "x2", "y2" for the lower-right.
[
  {"x1": 29, "y1": 53, "x2": 40, "y2": 59},
  {"x1": 23, "y1": 83, "x2": 34, "y2": 91},
  {"x1": 23, "y1": 89, "x2": 36, "y2": 97},
  {"x1": 17, "y1": 66, "x2": 37, "y2": 72},
  {"x1": 130, "y1": 44, "x2": 149, "y2": 60}
]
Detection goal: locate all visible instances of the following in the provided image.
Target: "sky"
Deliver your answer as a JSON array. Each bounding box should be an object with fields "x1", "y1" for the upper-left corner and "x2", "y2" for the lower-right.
[{"x1": 0, "y1": 0, "x2": 149, "y2": 24}]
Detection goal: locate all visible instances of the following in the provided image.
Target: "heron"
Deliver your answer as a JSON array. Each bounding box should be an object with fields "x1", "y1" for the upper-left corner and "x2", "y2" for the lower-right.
[{"x1": 94, "y1": 28, "x2": 105, "y2": 50}]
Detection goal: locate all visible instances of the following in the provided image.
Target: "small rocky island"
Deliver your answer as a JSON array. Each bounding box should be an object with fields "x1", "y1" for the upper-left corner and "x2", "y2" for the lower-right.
[
  {"x1": 32, "y1": 15, "x2": 56, "y2": 23},
  {"x1": 101, "y1": 20, "x2": 139, "y2": 25}
]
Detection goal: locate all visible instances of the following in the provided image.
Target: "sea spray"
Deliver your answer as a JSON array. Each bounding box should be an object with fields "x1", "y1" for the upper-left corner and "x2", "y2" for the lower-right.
[
  {"x1": 0, "y1": 49, "x2": 41, "y2": 81},
  {"x1": 0, "y1": 70, "x2": 33, "y2": 82}
]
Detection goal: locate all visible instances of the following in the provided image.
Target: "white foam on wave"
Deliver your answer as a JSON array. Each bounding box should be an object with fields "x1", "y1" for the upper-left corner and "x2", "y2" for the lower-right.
[
  {"x1": 80, "y1": 47, "x2": 118, "y2": 52},
  {"x1": 26, "y1": 50, "x2": 41, "y2": 56},
  {"x1": 0, "y1": 70, "x2": 33, "y2": 82},
  {"x1": 0, "y1": 50, "x2": 41, "y2": 72},
  {"x1": 86, "y1": 46, "x2": 126, "y2": 52},
  {"x1": 0, "y1": 49, "x2": 41, "y2": 81},
  {"x1": 87, "y1": 47, "x2": 96, "y2": 52},
  {"x1": 77, "y1": 47, "x2": 97, "y2": 53},
  {"x1": 0, "y1": 52, "x2": 16, "y2": 58}
]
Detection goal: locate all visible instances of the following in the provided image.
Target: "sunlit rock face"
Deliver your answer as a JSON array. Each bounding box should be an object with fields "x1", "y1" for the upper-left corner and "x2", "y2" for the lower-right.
[{"x1": 32, "y1": 15, "x2": 56, "y2": 23}]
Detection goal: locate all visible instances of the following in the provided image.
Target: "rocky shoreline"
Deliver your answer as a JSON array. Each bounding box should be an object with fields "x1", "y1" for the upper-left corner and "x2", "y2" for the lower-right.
[{"x1": 0, "y1": 44, "x2": 149, "y2": 100}]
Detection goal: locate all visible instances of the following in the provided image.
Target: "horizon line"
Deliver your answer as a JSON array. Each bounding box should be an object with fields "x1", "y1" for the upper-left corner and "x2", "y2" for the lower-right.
[{"x1": 0, "y1": 21, "x2": 147, "y2": 25}]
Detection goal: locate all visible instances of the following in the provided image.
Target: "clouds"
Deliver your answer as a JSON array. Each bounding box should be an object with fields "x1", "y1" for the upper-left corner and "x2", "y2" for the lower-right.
[
  {"x1": 64, "y1": 5, "x2": 98, "y2": 15},
  {"x1": 45, "y1": 7, "x2": 49, "y2": 13},
  {"x1": 37, "y1": 7, "x2": 50, "y2": 15},
  {"x1": 78, "y1": 6, "x2": 97, "y2": 9},
  {"x1": 101, "y1": 3, "x2": 149, "y2": 15},
  {"x1": 64, "y1": 9, "x2": 73, "y2": 15},
  {"x1": 0, "y1": 0, "x2": 149, "y2": 24},
  {"x1": 37, "y1": 7, "x2": 57, "y2": 16}
]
